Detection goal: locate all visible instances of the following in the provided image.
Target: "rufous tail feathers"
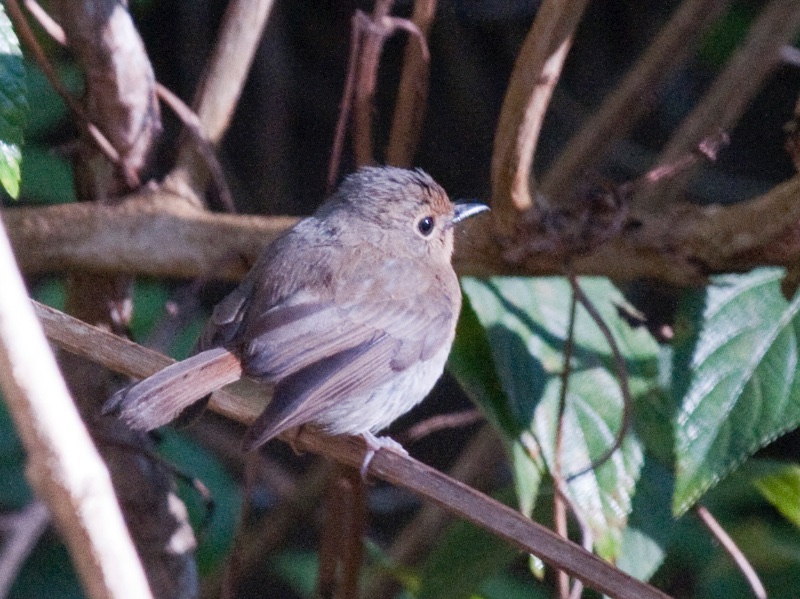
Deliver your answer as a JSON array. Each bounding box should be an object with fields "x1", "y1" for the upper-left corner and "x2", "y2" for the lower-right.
[{"x1": 103, "y1": 347, "x2": 243, "y2": 431}]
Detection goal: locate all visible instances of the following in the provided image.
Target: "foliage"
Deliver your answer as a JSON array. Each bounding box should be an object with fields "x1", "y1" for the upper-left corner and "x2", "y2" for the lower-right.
[{"x1": 0, "y1": 4, "x2": 28, "y2": 199}]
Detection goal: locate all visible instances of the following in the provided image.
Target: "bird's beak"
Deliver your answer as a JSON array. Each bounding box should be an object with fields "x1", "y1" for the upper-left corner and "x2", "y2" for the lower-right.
[{"x1": 451, "y1": 202, "x2": 490, "y2": 226}]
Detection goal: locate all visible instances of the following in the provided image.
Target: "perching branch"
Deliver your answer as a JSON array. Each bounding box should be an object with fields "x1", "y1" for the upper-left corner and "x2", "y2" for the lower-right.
[{"x1": 31, "y1": 300, "x2": 673, "y2": 599}]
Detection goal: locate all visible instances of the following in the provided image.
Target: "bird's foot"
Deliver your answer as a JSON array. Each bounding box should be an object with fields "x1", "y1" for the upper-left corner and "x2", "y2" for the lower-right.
[{"x1": 360, "y1": 432, "x2": 408, "y2": 479}]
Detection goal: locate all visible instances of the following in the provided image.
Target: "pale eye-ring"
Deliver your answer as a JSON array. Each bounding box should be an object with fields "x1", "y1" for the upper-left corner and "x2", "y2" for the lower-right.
[{"x1": 417, "y1": 216, "x2": 435, "y2": 236}]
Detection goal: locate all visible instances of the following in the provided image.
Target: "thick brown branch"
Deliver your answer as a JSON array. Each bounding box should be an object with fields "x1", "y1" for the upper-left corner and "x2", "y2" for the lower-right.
[
  {"x1": 32, "y1": 301, "x2": 672, "y2": 599},
  {"x1": 541, "y1": 0, "x2": 731, "y2": 204},
  {"x1": 2, "y1": 190, "x2": 295, "y2": 281},
  {"x1": 490, "y1": 0, "x2": 590, "y2": 234},
  {"x1": 6, "y1": 175, "x2": 800, "y2": 285},
  {"x1": 54, "y1": 0, "x2": 161, "y2": 192}
]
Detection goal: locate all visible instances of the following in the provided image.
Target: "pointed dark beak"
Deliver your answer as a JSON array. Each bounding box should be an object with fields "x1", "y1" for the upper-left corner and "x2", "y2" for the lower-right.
[{"x1": 451, "y1": 201, "x2": 490, "y2": 226}]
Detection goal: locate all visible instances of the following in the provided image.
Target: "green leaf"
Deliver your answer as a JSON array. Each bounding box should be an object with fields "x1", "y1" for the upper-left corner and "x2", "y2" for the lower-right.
[
  {"x1": 672, "y1": 268, "x2": 800, "y2": 515},
  {"x1": 0, "y1": 5, "x2": 28, "y2": 199},
  {"x1": 616, "y1": 458, "x2": 676, "y2": 583},
  {"x1": 448, "y1": 294, "x2": 544, "y2": 519},
  {"x1": 18, "y1": 143, "x2": 75, "y2": 204},
  {"x1": 753, "y1": 464, "x2": 800, "y2": 529},
  {"x1": 461, "y1": 277, "x2": 658, "y2": 559},
  {"x1": 270, "y1": 550, "x2": 318, "y2": 599}
]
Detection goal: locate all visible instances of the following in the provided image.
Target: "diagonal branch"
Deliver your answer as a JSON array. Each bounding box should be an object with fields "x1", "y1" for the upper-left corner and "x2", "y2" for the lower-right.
[
  {"x1": 31, "y1": 300, "x2": 673, "y2": 599},
  {"x1": 168, "y1": 0, "x2": 276, "y2": 203},
  {"x1": 0, "y1": 223, "x2": 153, "y2": 599}
]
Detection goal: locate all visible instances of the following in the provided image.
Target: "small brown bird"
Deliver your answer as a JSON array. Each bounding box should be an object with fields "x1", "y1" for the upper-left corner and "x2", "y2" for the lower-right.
[{"x1": 105, "y1": 167, "x2": 488, "y2": 470}]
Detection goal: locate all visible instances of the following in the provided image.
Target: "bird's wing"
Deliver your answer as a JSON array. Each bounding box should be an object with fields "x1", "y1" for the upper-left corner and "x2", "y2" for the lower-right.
[
  {"x1": 197, "y1": 275, "x2": 256, "y2": 351},
  {"x1": 239, "y1": 264, "x2": 458, "y2": 449}
]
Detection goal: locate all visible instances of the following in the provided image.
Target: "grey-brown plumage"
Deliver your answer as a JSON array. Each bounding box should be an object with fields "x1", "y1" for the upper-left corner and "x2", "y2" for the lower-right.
[{"x1": 105, "y1": 167, "x2": 488, "y2": 458}]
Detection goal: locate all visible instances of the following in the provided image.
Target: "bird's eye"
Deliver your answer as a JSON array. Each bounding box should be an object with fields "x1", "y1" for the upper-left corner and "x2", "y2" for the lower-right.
[{"x1": 417, "y1": 216, "x2": 435, "y2": 236}]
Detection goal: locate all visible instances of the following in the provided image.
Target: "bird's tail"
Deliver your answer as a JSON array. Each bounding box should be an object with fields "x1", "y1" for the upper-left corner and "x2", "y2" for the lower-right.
[{"x1": 103, "y1": 347, "x2": 243, "y2": 431}]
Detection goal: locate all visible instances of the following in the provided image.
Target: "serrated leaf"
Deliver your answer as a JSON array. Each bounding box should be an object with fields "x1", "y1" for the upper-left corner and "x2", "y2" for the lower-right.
[
  {"x1": 461, "y1": 277, "x2": 658, "y2": 559},
  {"x1": 0, "y1": 5, "x2": 28, "y2": 199},
  {"x1": 616, "y1": 458, "x2": 675, "y2": 584},
  {"x1": 672, "y1": 268, "x2": 800, "y2": 515},
  {"x1": 753, "y1": 464, "x2": 800, "y2": 529}
]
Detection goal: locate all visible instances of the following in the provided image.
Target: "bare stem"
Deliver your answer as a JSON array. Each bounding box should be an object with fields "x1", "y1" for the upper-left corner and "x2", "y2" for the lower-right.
[
  {"x1": 637, "y1": 0, "x2": 800, "y2": 209},
  {"x1": 0, "y1": 501, "x2": 50, "y2": 598},
  {"x1": 541, "y1": 0, "x2": 731, "y2": 204},
  {"x1": 491, "y1": 0, "x2": 591, "y2": 234},
  {"x1": 170, "y1": 0, "x2": 276, "y2": 202},
  {"x1": 695, "y1": 505, "x2": 767, "y2": 599},
  {"x1": 386, "y1": 0, "x2": 437, "y2": 167}
]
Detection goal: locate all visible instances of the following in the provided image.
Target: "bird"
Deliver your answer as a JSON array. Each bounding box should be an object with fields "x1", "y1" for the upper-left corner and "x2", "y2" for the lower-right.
[{"x1": 105, "y1": 166, "x2": 488, "y2": 473}]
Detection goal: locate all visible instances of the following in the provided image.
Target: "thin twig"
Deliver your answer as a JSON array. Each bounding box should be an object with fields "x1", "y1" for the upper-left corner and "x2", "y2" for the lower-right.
[
  {"x1": 21, "y1": 0, "x2": 232, "y2": 209},
  {"x1": 637, "y1": 0, "x2": 800, "y2": 209},
  {"x1": 32, "y1": 301, "x2": 673, "y2": 599},
  {"x1": 170, "y1": 0, "x2": 276, "y2": 202},
  {"x1": 399, "y1": 409, "x2": 483, "y2": 444},
  {"x1": 23, "y1": 0, "x2": 65, "y2": 43},
  {"x1": 555, "y1": 289, "x2": 578, "y2": 599},
  {"x1": 353, "y1": 0, "x2": 394, "y2": 167},
  {"x1": 352, "y1": 4, "x2": 430, "y2": 168},
  {"x1": 565, "y1": 271, "x2": 631, "y2": 480},
  {"x1": 155, "y1": 84, "x2": 235, "y2": 213},
  {"x1": 327, "y1": 0, "x2": 433, "y2": 187},
  {"x1": 386, "y1": 0, "x2": 437, "y2": 167},
  {"x1": 327, "y1": 13, "x2": 364, "y2": 193},
  {"x1": 695, "y1": 505, "x2": 767, "y2": 599},
  {"x1": 541, "y1": 0, "x2": 731, "y2": 204}
]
